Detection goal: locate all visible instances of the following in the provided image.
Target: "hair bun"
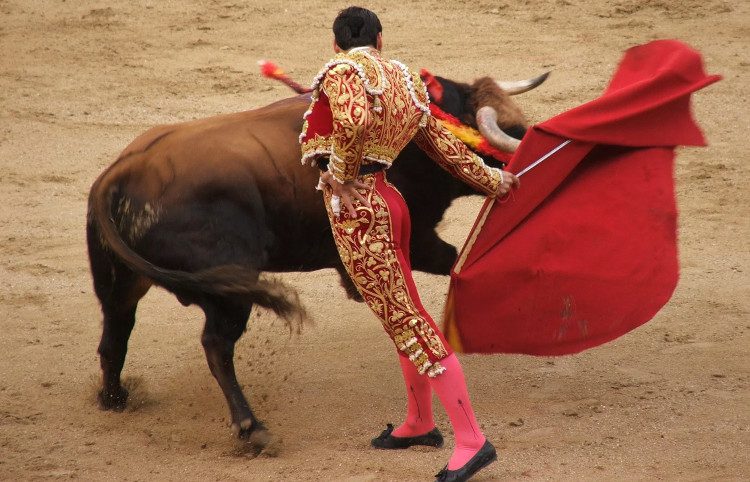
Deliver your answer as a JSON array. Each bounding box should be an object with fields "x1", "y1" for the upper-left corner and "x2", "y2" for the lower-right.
[{"x1": 349, "y1": 16, "x2": 364, "y2": 37}]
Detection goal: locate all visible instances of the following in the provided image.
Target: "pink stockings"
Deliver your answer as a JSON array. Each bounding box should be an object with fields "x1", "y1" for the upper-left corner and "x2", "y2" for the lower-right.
[
  {"x1": 392, "y1": 355, "x2": 436, "y2": 436},
  {"x1": 393, "y1": 353, "x2": 486, "y2": 470},
  {"x1": 321, "y1": 174, "x2": 486, "y2": 469}
]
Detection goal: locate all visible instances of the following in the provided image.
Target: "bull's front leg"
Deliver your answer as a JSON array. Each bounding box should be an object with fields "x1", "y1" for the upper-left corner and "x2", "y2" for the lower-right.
[
  {"x1": 409, "y1": 228, "x2": 458, "y2": 275},
  {"x1": 335, "y1": 263, "x2": 364, "y2": 301},
  {"x1": 200, "y1": 300, "x2": 270, "y2": 452}
]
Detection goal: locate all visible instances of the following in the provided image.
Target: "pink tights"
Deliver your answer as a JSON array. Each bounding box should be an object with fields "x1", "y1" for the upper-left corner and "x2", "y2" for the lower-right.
[
  {"x1": 392, "y1": 353, "x2": 486, "y2": 470},
  {"x1": 392, "y1": 355, "x2": 436, "y2": 436}
]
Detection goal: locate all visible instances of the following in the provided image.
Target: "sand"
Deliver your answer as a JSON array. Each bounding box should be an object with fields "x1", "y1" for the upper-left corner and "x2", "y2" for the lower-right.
[{"x1": 0, "y1": 0, "x2": 748, "y2": 480}]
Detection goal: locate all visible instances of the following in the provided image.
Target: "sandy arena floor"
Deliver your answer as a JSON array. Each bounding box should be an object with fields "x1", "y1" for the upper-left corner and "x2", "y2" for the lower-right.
[{"x1": 0, "y1": 1, "x2": 748, "y2": 480}]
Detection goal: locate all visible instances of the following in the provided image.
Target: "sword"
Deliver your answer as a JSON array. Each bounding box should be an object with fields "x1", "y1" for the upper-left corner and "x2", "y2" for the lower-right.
[
  {"x1": 515, "y1": 139, "x2": 572, "y2": 178},
  {"x1": 454, "y1": 139, "x2": 573, "y2": 275}
]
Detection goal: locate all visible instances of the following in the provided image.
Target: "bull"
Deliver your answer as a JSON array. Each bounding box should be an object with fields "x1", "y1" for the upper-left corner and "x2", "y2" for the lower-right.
[{"x1": 86, "y1": 70, "x2": 548, "y2": 450}]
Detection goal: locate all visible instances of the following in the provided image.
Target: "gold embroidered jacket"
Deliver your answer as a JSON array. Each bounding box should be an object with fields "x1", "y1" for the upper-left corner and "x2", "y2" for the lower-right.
[{"x1": 299, "y1": 47, "x2": 503, "y2": 196}]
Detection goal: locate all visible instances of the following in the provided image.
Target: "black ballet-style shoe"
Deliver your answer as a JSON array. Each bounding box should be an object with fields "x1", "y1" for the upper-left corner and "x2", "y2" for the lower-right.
[
  {"x1": 434, "y1": 439, "x2": 497, "y2": 482},
  {"x1": 371, "y1": 423, "x2": 444, "y2": 449}
]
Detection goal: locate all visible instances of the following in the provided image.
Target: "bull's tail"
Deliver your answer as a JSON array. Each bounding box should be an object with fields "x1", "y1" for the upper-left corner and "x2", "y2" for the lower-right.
[{"x1": 88, "y1": 157, "x2": 308, "y2": 331}]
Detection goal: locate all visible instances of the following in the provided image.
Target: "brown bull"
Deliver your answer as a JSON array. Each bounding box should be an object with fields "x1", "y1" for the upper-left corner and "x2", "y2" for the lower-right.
[{"x1": 87, "y1": 72, "x2": 546, "y2": 450}]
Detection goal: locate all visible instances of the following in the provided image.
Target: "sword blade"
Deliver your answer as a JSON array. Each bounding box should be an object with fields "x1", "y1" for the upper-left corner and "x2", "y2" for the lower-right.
[{"x1": 515, "y1": 140, "x2": 572, "y2": 178}]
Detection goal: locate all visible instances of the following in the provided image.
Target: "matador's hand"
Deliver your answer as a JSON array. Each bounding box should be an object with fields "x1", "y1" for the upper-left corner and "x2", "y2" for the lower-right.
[
  {"x1": 320, "y1": 171, "x2": 371, "y2": 217},
  {"x1": 496, "y1": 169, "x2": 520, "y2": 197}
]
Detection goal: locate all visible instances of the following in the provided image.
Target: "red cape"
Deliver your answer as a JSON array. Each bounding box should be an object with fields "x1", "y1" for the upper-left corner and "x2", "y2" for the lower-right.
[{"x1": 444, "y1": 40, "x2": 721, "y2": 355}]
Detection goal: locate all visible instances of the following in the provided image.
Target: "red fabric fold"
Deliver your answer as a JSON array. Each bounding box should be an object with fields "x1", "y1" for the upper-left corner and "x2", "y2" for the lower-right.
[
  {"x1": 539, "y1": 39, "x2": 721, "y2": 147},
  {"x1": 444, "y1": 39, "x2": 720, "y2": 355}
]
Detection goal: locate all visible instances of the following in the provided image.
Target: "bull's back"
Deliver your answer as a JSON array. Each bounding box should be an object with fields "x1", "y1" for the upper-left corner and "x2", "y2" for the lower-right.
[
  {"x1": 119, "y1": 95, "x2": 308, "y2": 162},
  {"x1": 116, "y1": 96, "x2": 315, "y2": 203},
  {"x1": 101, "y1": 95, "x2": 335, "y2": 271}
]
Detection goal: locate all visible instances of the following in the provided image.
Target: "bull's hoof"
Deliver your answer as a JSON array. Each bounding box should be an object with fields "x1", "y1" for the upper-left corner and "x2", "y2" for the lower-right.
[
  {"x1": 98, "y1": 387, "x2": 129, "y2": 411},
  {"x1": 232, "y1": 419, "x2": 271, "y2": 455}
]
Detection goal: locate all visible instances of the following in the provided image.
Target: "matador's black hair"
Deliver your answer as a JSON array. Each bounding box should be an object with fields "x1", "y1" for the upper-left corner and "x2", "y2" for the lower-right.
[{"x1": 333, "y1": 6, "x2": 382, "y2": 50}]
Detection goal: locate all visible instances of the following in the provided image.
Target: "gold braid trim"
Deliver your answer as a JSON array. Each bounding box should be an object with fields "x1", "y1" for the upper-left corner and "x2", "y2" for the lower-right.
[
  {"x1": 414, "y1": 115, "x2": 502, "y2": 196},
  {"x1": 322, "y1": 176, "x2": 450, "y2": 375}
]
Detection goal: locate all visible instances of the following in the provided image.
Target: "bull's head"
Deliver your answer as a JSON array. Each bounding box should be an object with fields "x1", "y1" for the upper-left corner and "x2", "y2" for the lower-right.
[{"x1": 421, "y1": 70, "x2": 550, "y2": 152}]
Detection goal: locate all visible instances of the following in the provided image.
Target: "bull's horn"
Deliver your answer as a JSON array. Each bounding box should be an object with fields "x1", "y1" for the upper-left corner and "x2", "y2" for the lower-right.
[
  {"x1": 496, "y1": 71, "x2": 550, "y2": 95},
  {"x1": 476, "y1": 106, "x2": 521, "y2": 152}
]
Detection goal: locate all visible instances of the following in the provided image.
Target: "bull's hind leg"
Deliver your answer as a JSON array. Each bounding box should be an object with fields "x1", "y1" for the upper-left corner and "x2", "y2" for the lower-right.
[
  {"x1": 88, "y1": 223, "x2": 151, "y2": 410},
  {"x1": 200, "y1": 299, "x2": 269, "y2": 450},
  {"x1": 96, "y1": 268, "x2": 151, "y2": 410}
]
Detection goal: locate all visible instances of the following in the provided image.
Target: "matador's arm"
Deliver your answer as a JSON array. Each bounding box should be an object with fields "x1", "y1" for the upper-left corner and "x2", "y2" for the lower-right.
[
  {"x1": 321, "y1": 64, "x2": 370, "y2": 183},
  {"x1": 413, "y1": 115, "x2": 504, "y2": 196}
]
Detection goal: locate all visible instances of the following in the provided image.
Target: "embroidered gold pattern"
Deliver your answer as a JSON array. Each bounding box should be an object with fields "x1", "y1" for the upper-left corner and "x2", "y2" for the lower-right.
[
  {"x1": 300, "y1": 49, "x2": 506, "y2": 378},
  {"x1": 300, "y1": 48, "x2": 502, "y2": 195},
  {"x1": 323, "y1": 64, "x2": 369, "y2": 180},
  {"x1": 322, "y1": 175, "x2": 449, "y2": 375},
  {"x1": 414, "y1": 115, "x2": 502, "y2": 196}
]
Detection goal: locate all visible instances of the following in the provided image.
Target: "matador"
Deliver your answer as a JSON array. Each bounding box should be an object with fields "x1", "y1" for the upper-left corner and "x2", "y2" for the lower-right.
[{"x1": 299, "y1": 7, "x2": 519, "y2": 482}]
